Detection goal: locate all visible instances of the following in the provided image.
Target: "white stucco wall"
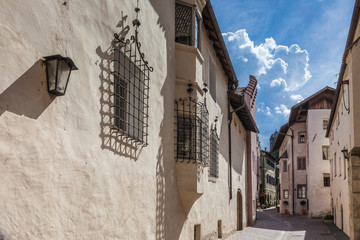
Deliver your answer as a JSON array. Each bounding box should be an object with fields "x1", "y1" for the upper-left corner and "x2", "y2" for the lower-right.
[
  {"x1": 0, "y1": 0, "x2": 252, "y2": 239},
  {"x1": 306, "y1": 110, "x2": 331, "y2": 217}
]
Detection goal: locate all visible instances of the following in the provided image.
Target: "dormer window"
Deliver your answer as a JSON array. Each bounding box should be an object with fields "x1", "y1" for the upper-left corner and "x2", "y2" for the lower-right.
[{"x1": 175, "y1": 2, "x2": 201, "y2": 49}]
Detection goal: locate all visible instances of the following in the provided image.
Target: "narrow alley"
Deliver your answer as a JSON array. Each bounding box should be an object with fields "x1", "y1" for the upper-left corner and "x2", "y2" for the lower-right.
[{"x1": 227, "y1": 208, "x2": 349, "y2": 240}]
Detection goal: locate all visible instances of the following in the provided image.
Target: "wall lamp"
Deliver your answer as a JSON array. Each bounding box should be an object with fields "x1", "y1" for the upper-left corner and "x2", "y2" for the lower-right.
[
  {"x1": 44, "y1": 55, "x2": 78, "y2": 96},
  {"x1": 341, "y1": 148, "x2": 349, "y2": 160}
]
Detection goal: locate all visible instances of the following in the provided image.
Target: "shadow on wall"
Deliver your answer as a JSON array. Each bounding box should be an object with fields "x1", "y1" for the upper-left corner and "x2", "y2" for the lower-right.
[
  {"x1": 96, "y1": 13, "x2": 143, "y2": 160},
  {"x1": 148, "y1": 0, "x2": 187, "y2": 239},
  {"x1": 0, "y1": 60, "x2": 54, "y2": 119}
]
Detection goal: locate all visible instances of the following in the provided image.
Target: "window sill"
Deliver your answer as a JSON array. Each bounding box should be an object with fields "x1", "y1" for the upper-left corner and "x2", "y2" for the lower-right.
[{"x1": 175, "y1": 42, "x2": 204, "y2": 64}]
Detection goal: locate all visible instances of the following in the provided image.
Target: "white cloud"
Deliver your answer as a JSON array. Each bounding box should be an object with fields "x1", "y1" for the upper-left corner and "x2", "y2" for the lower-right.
[
  {"x1": 270, "y1": 78, "x2": 287, "y2": 88},
  {"x1": 266, "y1": 106, "x2": 271, "y2": 115},
  {"x1": 290, "y1": 94, "x2": 304, "y2": 102},
  {"x1": 223, "y1": 29, "x2": 311, "y2": 92},
  {"x1": 274, "y1": 104, "x2": 290, "y2": 117}
]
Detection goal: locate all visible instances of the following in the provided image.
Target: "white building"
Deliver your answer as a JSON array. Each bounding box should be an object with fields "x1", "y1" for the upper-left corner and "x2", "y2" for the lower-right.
[
  {"x1": 273, "y1": 87, "x2": 334, "y2": 217},
  {"x1": 326, "y1": 0, "x2": 360, "y2": 238},
  {"x1": 0, "y1": 0, "x2": 259, "y2": 239}
]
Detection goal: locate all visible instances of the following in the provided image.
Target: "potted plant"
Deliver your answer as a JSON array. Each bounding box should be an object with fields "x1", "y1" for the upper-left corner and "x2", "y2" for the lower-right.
[
  {"x1": 300, "y1": 200, "x2": 307, "y2": 215},
  {"x1": 283, "y1": 201, "x2": 289, "y2": 214},
  {"x1": 323, "y1": 214, "x2": 334, "y2": 223}
]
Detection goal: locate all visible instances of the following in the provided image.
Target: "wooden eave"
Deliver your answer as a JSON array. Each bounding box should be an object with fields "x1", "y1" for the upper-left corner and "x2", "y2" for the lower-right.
[
  {"x1": 228, "y1": 91, "x2": 259, "y2": 133},
  {"x1": 326, "y1": 0, "x2": 360, "y2": 137},
  {"x1": 202, "y1": 1, "x2": 238, "y2": 88}
]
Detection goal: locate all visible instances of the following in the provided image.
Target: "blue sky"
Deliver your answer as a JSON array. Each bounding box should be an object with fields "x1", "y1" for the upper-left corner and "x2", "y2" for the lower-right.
[{"x1": 212, "y1": 0, "x2": 355, "y2": 150}]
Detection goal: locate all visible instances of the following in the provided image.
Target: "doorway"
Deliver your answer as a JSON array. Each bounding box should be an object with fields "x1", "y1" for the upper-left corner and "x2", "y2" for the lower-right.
[{"x1": 237, "y1": 190, "x2": 243, "y2": 230}]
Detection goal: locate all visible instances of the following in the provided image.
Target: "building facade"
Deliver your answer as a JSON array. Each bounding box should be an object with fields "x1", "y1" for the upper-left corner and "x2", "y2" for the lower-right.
[
  {"x1": 259, "y1": 150, "x2": 277, "y2": 207},
  {"x1": 0, "y1": 0, "x2": 259, "y2": 239},
  {"x1": 273, "y1": 87, "x2": 334, "y2": 217},
  {"x1": 326, "y1": 0, "x2": 360, "y2": 238}
]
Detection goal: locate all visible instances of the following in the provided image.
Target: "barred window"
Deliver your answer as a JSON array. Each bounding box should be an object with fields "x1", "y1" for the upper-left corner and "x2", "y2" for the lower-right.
[
  {"x1": 175, "y1": 98, "x2": 209, "y2": 165},
  {"x1": 175, "y1": 2, "x2": 201, "y2": 48},
  {"x1": 323, "y1": 173, "x2": 330, "y2": 187},
  {"x1": 297, "y1": 185, "x2": 306, "y2": 199},
  {"x1": 322, "y1": 146, "x2": 329, "y2": 160},
  {"x1": 209, "y1": 128, "x2": 219, "y2": 177},
  {"x1": 113, "y1": 35, "x2": 151, "y2": 145}
]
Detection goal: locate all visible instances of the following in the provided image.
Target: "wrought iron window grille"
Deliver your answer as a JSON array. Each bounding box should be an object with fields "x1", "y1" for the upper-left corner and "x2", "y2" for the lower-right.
[
  {"x1": 112, "y1": 2, "x2": 153, "y2": 146},
  {"x1": 174, "y1": 96, "x2": 209, "y2": 166},
  {"x1": 175, "y1": 2, "x2": 201, "y2": 48},
  {"x1": 209, "y1": 118, "x2": 219, "y2": 178}
]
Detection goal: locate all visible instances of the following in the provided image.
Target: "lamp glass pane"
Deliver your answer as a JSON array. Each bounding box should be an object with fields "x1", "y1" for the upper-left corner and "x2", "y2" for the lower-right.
[
  {"x1": 56, "y1": 59, "x2": 71, "y2": 94},
  {"x1": 47, "y1": 59, "x2": 57, "y2": 91}
]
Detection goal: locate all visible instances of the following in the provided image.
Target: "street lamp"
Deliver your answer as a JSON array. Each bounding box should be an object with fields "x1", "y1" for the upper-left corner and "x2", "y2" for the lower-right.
[
  {"x1": 44, "y1": 54, "x2": 78, "y2": 96},
  {"x1": 342, "y1": 148, "x2": 349, "y2": 160}
]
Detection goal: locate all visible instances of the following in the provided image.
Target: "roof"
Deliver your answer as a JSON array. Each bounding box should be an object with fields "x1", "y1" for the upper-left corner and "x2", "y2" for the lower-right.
[
  {"x1": 288, "y1": 86, "x2": 335, "y2": 126},
  {"x1": 271, "y1": 123, "x2": 289, "y2": 152},
  {"x1": 228, "y1": 90, "x2": 259, "y2": 133},
  {"x1": 261, "y1": 150, "x2": 277, "y2": 162},
  {"x1": 326, "y1": 0, "x2": 360, "y2": 137},
  {"x1": 279, "y1": 150, "x2": 288, "y2": 159},
  {"x1": 202, "y1": 1, "x2": 238, "y2": 89}
]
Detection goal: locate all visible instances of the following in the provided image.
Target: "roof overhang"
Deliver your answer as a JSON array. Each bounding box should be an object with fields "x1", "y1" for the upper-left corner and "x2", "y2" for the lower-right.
[
  {"x1": 228, "y1": 91, "x2": 259, "y2": 133},
  {"x1": 326, "y1": 0, "x2": 360, "y2": 137},
  {"x1": 202, "y1": 1, "x2": 238, "y2": 89}
]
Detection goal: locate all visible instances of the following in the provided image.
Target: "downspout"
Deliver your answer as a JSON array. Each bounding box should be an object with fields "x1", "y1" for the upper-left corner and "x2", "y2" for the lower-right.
[
  {"x1": 288, "y1": 125, "x2": 295, "y2": 215},
  {"x1": 228, "y1": 97, "x2": 246, "y2": 200}
]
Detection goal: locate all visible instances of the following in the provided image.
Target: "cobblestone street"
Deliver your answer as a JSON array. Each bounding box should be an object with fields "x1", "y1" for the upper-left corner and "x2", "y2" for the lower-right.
[{"x1": 227, "y1": 208, "x2": 349, "y2": 240}]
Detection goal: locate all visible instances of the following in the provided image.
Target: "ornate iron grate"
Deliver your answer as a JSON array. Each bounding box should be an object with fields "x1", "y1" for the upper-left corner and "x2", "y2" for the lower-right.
[
  {"x1": 112, "y1": 6, "x2": 153, "y2": 146},
  {"x1": 210, "y1": 127, "x2": 219, "y2": 177},
  {"x1": 175, "y1": 98, "x2": 209, "y2": 165}
]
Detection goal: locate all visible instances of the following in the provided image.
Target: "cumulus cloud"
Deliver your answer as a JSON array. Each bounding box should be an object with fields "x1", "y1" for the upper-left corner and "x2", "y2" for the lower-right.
[
  {"x1": 223, "y1": 29, "x2": 311, "y2": 92},
  {"x1": 270, "y1": 78, "x2": 288, "y2": 88},
  {"x1": 290, "y1": 94, "x2": 304, "y2": 102},
  {"x1": 266, "y1": 106, "x2": 271, "y2": 115},
  {"x1": 275, "y1": 104, "x2": 291, "y2": 117}
]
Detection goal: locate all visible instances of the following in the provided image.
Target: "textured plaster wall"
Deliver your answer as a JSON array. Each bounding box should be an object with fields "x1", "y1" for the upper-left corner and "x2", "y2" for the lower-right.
[
  {"x1": 0, "y1": 0, "x2": 179, "y2": 239},
  {"x1": 329, "y1": 54, "x2": 351, "y2": 237},
  {"x1": 279, "y1": 137, "x2": 291, "y2": 214},
  {"x1": 0, "y1": 0, "x2": 251, "y2": 239},
  {"x1": 306, "y1": 110, "x2": 331, "y2": 217}
]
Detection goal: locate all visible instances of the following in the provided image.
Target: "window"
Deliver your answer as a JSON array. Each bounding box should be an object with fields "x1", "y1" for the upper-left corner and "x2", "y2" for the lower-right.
[
  {"x1": 209, "y1": 128, "x2": 219, "y2": 177},
  {"x1": 297, "y1": 157, "x2": 306, "y2": 170},
  {"x1": 339, "y1": 157, "x2": 342, "y2": 176},
  {"x1": 334, "y1": 153, "x2": 337, "y2": 176},
  {"x1": 209, "y1": 59, "x2": 216, "y2": 101},
  {"x1": 113, "y1": 36, "x2": 151, "y2": 145},
  {"x1": 175, "y1": 2, "x2": 201, "y2": 48},
  {"x1": 284, "y1": 190, "x2": 289, "y2": 199},
  {"x1": 298, "y1": 132, "x2": 306, "y2": 143},
  {"x1": 344, "y1": 156, "x2": 347, "y2": 179},
  {"x1": 322, "y1": 146, "x2": 329, "y2": 160},
  {"x1": 323, "y1": 119, "x2": 328, "y2": 130},
  {"x1": 175, "y1": 98, "x2": 209, "y2": 165},
  {"x1": 266, "y1": 159, "x2": 275, "y2": 169},
  {"x1": 324, "y1": 174, "x2": 330, "y2": 187},
  {"x1": 297, "y1": 185, "x2": 306, "y2": 199},
  {"x1": 283, "y1": 160, "x2": 288, "y2": 172}
]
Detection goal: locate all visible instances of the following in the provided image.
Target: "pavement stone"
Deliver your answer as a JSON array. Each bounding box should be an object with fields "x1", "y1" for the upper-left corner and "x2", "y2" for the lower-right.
[{"x1": 226, "y1": 208, "x2": 349, "y2": 240}]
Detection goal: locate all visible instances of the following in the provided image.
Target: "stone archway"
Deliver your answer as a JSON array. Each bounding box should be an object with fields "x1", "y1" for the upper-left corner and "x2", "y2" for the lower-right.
[{"x1": 237, "y1": 190, "x2": 243, "y2": 230}]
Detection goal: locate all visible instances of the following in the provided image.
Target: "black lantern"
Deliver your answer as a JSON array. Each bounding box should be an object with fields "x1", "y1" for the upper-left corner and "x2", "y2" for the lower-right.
[
  {"x1": 44, "y1": 54, "x2": 78, "y2": 96},
  {"x1": 342, "y1": 148, "x2": 349, "y2": 160}
]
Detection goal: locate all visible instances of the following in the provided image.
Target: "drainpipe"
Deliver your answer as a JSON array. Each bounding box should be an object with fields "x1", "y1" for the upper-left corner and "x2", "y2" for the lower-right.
[
  {"x1": 288, "y1": 125, "x2": 295, "y2": 215},
  {"x1": 228, "y1": 97, "x2": 246, "y2": 200}
]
